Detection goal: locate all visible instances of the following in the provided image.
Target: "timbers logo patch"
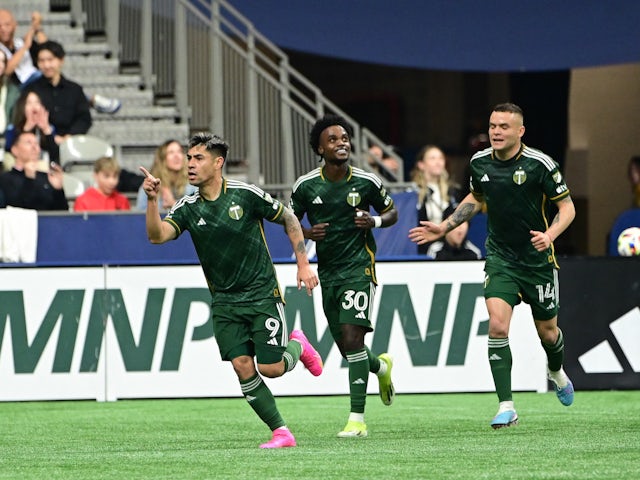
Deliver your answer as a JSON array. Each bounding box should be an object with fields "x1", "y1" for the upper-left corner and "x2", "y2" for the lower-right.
[
  {"x1": 228, "y1": 203, "x2": 244, "y2": 220},
  {"x1": 512, "y1": 168, "x2": 527, "y2": 185},
  {"x1": 347, "y1": 189, "x2": 361, "y2": 207}
]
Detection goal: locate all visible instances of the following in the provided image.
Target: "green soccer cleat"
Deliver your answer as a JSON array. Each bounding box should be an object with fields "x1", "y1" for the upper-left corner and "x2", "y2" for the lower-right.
[
  {"x1": 377, "y1": 353, "x2": 395, "y2": 406},
  {"x1": 337, "y1": 420, "x2": 368, "y2": 438}
]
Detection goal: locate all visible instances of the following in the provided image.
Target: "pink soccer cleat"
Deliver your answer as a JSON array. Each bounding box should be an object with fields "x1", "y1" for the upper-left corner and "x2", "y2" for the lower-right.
[
  {"x1": 259, "y1": 427, "x2": 297, "y2": 449},
  {"x1": 289, "y1": 329, "x2": 323, "y2": 376}
]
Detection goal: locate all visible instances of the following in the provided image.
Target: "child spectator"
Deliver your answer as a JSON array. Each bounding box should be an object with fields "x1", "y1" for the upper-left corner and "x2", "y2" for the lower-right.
[{"x1": 73, "y1": 156, "x2": 131, "y2": 211}]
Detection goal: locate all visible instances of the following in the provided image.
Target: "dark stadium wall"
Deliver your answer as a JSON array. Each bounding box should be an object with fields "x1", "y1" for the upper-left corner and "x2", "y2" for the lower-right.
[{"x1": 568, "y1": 64, "x2": 640, "y2": 255}]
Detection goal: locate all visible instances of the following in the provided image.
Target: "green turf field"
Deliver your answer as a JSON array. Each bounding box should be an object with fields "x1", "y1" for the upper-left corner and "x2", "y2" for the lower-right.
[{"x1": 0, "y1": 391, "x2": 638, "y2": 479}]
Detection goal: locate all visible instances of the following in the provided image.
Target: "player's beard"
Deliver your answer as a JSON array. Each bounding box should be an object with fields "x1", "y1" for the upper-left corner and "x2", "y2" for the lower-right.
[{"x1": 324, "y1": 154, "x2": 349, "y2": 166}]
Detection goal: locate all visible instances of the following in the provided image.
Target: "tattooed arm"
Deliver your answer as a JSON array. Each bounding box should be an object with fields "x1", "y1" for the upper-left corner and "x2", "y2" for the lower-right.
[
  {"x1": 408, "y1": 193, "x2": 484, "y2": 245},
  {"x1": 277, "y1": 206, "x2": 319, "y2": 295},
  {"x1": 530, "y1": 195, "x2": 576, "y2": 252}
]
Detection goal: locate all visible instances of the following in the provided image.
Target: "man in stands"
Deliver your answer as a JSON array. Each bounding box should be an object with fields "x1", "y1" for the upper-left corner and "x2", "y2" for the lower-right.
[
  {"x1": 24, "y1": 40, "x2": 91, "y2": 145},
  {"x1": 0, "y1": 130, "x2": 67, "y2": 210}
]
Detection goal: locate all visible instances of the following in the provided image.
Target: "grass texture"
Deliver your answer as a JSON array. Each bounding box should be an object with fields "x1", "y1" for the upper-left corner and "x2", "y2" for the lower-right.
[{"x1": 0, "y1": 391, "x2": 638, "y2": 479}]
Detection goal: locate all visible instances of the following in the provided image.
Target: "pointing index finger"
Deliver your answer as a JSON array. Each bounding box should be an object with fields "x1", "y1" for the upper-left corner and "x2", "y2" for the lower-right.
[
  {"x1": 139, "y1": 166, "x2": 160, "y2": 184},
  {"x1": 139, "y1": 166, "x2": 153, "y2": 178}
]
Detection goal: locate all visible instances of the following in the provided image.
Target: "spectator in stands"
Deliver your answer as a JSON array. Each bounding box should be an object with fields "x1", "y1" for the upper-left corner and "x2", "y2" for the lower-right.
[
  {"x1": 74, "y1": 156, "x2": 130, "y2": 211},
  {"x1": 0, "y1": 130, "x2": 67, "y2": 210},
  {"x1": 140, "y1": 131, "x2": 320, "y2": 449},
  {"x1": 410, "y1": 145, "x2": 462, "y2": 254},
  {"x1": 0, "y1": 49, "x2": 20, "y2": 137},
  {"x1": 136, "y1": 139, "x2": 197, "y2": 211},
  {"x1": 628, "y1": 155, "x2": 640, "y2": 208},
  {"x1": 0, "y1": 9, "x2": 120, "y2": 112},
  {"x1": 4, "y1": 90, "x2": 58, "y2": 164},
  {"x1": 290, "y1": 114, "x2": 397, "y2": 439},
  {"x1": 23, "y1": 40, "x2": 92, "y2": 145},
  {"x1": 366, "y1": 144, "x2": 399, "y2": 180},
  {"x1": 0, "y1": 10, "x2": 45, "y2": 87},
  {"x1": 425, "y1": 205, "x2": 482, "y2": 260},
  {"x1": 409, "y1": 102, "x2": 575, "y2": 429}
]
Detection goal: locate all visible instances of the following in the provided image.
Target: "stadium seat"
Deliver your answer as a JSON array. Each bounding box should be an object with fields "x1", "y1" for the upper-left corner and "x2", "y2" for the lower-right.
[
  {"x1": 60, "y1": 135, "x2": 114, "y2": 165},
  {"x1": 62, "y1": 173, "x2": 86, "y2": 199},
  {"x1": 60, "y1": 135, "x2": 114, "y2": 188}
]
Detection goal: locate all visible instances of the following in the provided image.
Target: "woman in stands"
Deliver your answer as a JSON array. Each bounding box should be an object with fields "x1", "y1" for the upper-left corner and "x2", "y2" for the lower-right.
[
  {"x1": 136, "y1": 139, "x2": 197, "y2": 211},
  {"x1": 410, "y1": 145, "x2": 462, "y2": 254},
  {"x1": 4, "y1": 90, "x2": 59, "y2": 165}
]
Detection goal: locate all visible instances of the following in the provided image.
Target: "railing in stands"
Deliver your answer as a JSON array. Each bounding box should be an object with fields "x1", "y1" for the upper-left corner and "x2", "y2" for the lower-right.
[{"x1": 67, "y1": 0, "x2": 408, "y2": 199}]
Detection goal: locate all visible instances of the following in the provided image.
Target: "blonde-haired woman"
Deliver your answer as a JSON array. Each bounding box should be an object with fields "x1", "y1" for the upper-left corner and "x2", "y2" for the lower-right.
[
  {"x1": 410, "y1": 145, "x2": 461, "y2": 254},
  {"x1": 136, "y1": 139, "x2": 197, "y2": 211}
]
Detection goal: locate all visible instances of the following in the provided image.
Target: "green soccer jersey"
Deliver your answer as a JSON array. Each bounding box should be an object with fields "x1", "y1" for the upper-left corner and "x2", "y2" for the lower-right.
[
  {"x1": 289, "y1": 165, "x2": 394, "y2": 286},
  {"x1": 469, "y1": 145, "x2": 570, "y2": 269},
  {"x1": 164, "y1": 179, "x2": 285, "y2": 305}
]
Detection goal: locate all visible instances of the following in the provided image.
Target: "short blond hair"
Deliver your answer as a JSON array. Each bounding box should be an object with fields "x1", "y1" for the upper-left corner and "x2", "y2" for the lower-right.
[{"x1": 93, "y1": 156, "x2": 121, "y2": 174}]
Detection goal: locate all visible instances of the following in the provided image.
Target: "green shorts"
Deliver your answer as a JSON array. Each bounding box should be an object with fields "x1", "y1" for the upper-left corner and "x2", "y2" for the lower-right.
[
  {"x1": 211, "y1": 301, "x2": 287, "y2": 364},
  {"x1": 484, "y1": 264, "x2": 559, "y2": 320},
  {"x1": 321, "y1": 281, "x2": 375, "y2": 341}
]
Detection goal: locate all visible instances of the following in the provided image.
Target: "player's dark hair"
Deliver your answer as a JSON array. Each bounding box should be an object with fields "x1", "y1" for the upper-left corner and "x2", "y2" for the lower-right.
[
  {"x1": 492, "y1": 102, "x2": 524, "y2": 122},
  {"x1": 188, "y1": 132, "x2": 229, "y2": 160},
  {"x1": 308, "y1": 114, "x2": 354, "y2": 157}
]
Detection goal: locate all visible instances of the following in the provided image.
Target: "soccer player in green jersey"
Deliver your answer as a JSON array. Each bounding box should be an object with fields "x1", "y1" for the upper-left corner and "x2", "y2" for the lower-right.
[
  {"x1": 140, "y1": 132, "x2": 323, "y2": 449},
  {"x1": 290, "y1": 114, "x2": 398, "y2": 438},
  {"x1": 409, "y1": 103, "x2": 576, "y2": 429}
]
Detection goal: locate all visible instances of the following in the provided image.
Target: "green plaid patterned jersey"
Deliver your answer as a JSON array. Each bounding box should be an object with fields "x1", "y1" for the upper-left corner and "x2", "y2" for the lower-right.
[
  {"x1": 164, "y1": 178, "x2": 285, "y2": 305},
  {"x1": 289, "y1": 165, "x2": 394, "y2": 286},
  {"x1": 469, "y1": 145, "x2": 570, "y2": 269}
]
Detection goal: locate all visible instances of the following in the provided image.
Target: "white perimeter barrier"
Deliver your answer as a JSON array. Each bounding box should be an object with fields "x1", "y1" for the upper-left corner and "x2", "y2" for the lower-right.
[{"x1": 0, "y1": 262, "x2": 547, "y2": 401}]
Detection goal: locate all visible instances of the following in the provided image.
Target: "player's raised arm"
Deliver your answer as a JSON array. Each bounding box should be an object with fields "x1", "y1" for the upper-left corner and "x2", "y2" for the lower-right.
[
  {"x1": 139, "y1": 166, "x2": 176, "y2": 244},
  {"x1": 408, "y1": 193, "x2": 482, "y2": 245}
]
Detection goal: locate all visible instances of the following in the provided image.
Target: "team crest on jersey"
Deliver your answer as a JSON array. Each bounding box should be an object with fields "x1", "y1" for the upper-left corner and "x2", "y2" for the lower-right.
[
  {"x1": 347, "y1": 189, "x2": 361, "y2": 207},
  {"x1": 553, "y1": 171, "x2": 563, "y2": 183},
  {"x1": 228, "y1": 203, "x2": 244, "y2": 220},
  {"x1": 512, "y1": 168, "x2": 527, "y2": 185}
]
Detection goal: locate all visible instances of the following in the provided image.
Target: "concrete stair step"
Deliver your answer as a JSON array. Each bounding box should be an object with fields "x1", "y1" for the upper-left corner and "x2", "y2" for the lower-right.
[
  {"x1": 63, "y1": 58, "x2": 120, "y2": 76},
  {"x1": 61, "y1": 41, "x2": 112, "y2": 57},
  {"x1": 91, "y1": 122, "x2": 190, "y2": 147},
  {"x1": 92, "y1": 89, "x2": 155, "y2": 107},
  {"x1": 6, "y1": 1, "x2": 51, "y2": 21},
  {"x1": 93, "y1": 105, "x2": 179, "y2": 121},
  {"x1": 75, "y1": 74, "x2": 144, "y2": 89}
]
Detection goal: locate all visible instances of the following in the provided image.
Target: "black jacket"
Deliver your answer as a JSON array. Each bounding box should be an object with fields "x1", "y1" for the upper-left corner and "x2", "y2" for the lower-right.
[{"x1": 0, "y1": 168, "x2": 68, "y2": 210}]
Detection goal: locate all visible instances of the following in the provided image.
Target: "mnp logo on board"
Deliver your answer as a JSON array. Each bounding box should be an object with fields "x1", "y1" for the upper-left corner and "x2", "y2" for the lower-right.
[{"x1": 0, "y1": 263, "x2": 547, "y2": 401}]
